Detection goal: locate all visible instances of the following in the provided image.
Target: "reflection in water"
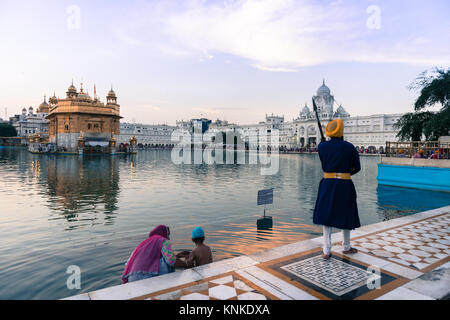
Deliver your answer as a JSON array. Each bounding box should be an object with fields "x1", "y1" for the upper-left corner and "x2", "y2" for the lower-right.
[
  {"x1": 256, "y1": 228, "x2": 273, "y2": 241},
  {"x1": 207, "y1": 221, "x2": 320, "y2": 258},
  {"x1": 376, "y1": 185, "x2": 450, "y2": 220},
  {"x1": 44, "y1": 156, "x2": 121, "y2": 225},
  {"x1": 0, "y1": 148, "x2": 449, "y2": 300}
]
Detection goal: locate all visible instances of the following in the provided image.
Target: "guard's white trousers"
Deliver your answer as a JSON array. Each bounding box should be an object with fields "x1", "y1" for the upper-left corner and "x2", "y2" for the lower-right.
[{"x1": 323, "y1": 226, "x2": 351, "y2": 255}]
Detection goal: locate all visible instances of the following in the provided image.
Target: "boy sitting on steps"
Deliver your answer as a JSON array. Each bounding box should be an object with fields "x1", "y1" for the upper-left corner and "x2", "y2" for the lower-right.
[{"x1": 179, "y1": 227, "x2": 213, "y2": 268}]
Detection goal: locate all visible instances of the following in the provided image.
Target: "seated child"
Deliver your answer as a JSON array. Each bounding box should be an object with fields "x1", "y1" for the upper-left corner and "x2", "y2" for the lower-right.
[{"x1": 182, "y1": 227, "x2": 213, "y2": 268}]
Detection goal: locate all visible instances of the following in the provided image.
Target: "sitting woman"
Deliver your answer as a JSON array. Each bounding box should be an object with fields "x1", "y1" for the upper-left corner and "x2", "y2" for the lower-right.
[{"x1": 122, "y1": 225, "x2": 185, "y2": 283}]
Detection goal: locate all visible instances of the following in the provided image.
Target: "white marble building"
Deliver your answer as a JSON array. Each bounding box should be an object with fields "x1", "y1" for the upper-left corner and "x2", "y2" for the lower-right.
[
  {"x1": 342, "y1": 114, "x2": 403, "y2": 152},
  {"x1": 209, "y1": 81, "x2": 403, "y2": 152},
  {"x1": 118, "y1": 81, "x2": 402, "y2": 152},
  {"x1": 119, "y1": 123, "x2": 177, "y2": 147},
  {"x1": 9, "y1": 97, "x2": 49, "y2": 142},
  {"x1": 290, "y1": 81, "x2": 403, "y2": 151},
  {"x1": 201, "y1": 114, "x2": 291, "y2": 150}
]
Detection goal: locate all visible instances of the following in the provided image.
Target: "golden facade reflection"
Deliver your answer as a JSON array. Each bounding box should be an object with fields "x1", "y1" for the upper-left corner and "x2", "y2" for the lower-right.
[{"x1": 44, "y1": 156, "x2": 121, "y2": 223}]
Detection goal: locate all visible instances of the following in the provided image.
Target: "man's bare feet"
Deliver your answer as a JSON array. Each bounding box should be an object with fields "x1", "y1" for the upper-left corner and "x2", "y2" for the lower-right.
[
  {"x1": 322, "y1": 253, "x2": 332, "y2": 260},
  {"x1": 343, "y1": 247, "x2": 358, "y2": 254}
]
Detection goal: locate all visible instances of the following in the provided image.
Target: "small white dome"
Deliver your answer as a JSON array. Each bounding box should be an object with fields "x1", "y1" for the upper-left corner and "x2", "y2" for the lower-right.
[
  {"x1": 317, "y1": 84, "x2": 330, "y2": 96},
  {"x1": 316, "y1": 79, "x2": 331, "y2": 96},
  {"x1": 336, "y1": 105, "x2": 346, "y2": 113}
]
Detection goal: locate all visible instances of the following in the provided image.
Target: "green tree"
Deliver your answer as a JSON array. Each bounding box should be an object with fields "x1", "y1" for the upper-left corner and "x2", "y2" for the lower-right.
[
  {"x1": 395, "y1": 67, "x2": 450, "y2": 141},
  {"x1": 0, "y1": 123, "x2": 18, "y2": 137}
]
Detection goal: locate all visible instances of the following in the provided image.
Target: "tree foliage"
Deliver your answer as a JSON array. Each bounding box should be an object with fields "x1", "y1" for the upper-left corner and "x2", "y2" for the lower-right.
[
  {"x1": 395, "y1": 67, "x2": 450, "y2": 141},
  {"x1": 0, "y1": 123, "x2": 17, "y2": 137},
  {"x1": 395, "y1": 111, "x2": 433, "y2": 141}
]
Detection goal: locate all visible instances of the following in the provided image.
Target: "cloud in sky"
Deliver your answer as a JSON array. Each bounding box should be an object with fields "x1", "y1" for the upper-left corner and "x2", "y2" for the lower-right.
[
  {"x1": 111, "y1": 27, "x2": 143, "y2": 47},
  {"x1": 0, "y1": 0, "x2": 448, "y2": 124},
  {"x1": 132, "y1": 0, "x2": 450, "y2": 71},
  {"x1": 252, "y1": 64, "x2": 298, "y2": 72}
]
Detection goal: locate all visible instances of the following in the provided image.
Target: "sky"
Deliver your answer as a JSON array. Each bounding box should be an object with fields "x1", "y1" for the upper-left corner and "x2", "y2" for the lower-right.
[{"x1": 0, "y1": 0, "x2": 449, "y2": 125}]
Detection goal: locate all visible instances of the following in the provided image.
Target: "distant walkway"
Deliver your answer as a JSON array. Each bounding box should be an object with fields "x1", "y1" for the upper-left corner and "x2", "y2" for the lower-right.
[
  {"x1": 280, "y1": 151, "x2": 381, "y2": 157},
  {"x1": 65, "y1": 206, "x2": 450, "y2": 300}
]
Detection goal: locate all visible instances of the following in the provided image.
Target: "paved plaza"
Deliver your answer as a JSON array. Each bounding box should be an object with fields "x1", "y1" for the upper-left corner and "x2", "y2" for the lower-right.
[{"x1": 66, "y1": 206, "x2": 450, "y2": 300}]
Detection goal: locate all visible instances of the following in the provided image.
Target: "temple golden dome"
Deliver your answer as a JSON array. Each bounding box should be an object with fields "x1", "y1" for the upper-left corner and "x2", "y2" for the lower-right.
[
  {"x1": 107, "y1": 85, "x2": 116, "y2": 97},
  {"x1": 67, "y1": 83, "x2": 77, "y2": 93},
  {"x1": 49, "y1": 92, "x2": 57, "y2": 104},
  {"x1": 39, "y1": 96, "x2": 48, "y2": 108},
  {"x1": 38, "y1": 95, "x2": 49, "y2": 113}
]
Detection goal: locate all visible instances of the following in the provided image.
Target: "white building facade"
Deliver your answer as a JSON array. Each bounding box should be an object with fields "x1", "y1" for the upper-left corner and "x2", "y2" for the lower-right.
[
  {"x1": 9, "y1": 97, "x2": 49, "y2": 143},
  {"x1": 119, "y1": 81, "x2": 403, "y2": 152},
  {"x1": 208, "y1": 81, "x2": 403, "y2": 152},
  {"x1": 119, "y1": 123, "x2": 177, "y2": 147},
  {"x1": 289, "y1": 81, "x2": 402, "y2": 152}
]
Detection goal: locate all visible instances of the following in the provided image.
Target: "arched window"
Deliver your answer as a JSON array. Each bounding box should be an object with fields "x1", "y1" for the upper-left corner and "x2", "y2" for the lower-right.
[{"x1": 88, "y1": 124, "x2": 92, "y2": 130}]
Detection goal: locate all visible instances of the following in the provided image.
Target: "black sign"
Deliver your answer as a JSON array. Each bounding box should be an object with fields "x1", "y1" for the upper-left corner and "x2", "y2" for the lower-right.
[{"x1": 257, "y1": 188, "x2": 273, "y2": 205}]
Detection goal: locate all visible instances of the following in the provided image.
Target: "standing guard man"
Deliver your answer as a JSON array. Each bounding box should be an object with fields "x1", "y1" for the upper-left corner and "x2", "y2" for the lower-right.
[{"x1": 313, "y1": 118, "x2": 361, "y2": 259}]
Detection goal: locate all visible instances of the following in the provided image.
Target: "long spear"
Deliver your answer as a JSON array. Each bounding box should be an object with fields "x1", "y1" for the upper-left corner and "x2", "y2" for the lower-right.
[{"x1": 312, "y1": 97, "x2": 326, "y2": 143}]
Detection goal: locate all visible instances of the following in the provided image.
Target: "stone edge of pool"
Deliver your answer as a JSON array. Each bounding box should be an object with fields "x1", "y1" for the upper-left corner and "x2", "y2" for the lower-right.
[{"x1": 63, "y1": 205, "x2": 450, "y2": 300}]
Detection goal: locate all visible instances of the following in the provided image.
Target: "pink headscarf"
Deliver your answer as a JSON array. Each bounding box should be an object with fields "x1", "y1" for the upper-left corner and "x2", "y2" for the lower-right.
[{"x1": 122, "y1": 225, "x2": 169, "y2": 284}]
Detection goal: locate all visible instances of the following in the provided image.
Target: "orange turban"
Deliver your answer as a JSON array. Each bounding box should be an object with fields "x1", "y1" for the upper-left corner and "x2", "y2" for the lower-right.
[{"x1": 325, "y1": 119, "x2": 344, "y2": 138}]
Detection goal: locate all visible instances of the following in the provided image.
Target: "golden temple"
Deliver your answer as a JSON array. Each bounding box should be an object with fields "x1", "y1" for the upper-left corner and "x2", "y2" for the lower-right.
[{"x1": 45, "y1": 81, "x2": 126, "y2": 153}]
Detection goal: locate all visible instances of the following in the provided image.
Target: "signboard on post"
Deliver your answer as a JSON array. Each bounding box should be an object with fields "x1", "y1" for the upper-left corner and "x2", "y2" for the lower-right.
[
  {"x1": 257, "y1": 188, "x2": 273, "y2": 230},
  {"x1": 257, "y1": 188, "x2": 273, "y2": 206}
]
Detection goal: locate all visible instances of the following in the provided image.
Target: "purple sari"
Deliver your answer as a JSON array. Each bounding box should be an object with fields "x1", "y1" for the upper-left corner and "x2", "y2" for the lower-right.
[{"x1": 122, "y1": 225, "x2": 169, "y2": 284}]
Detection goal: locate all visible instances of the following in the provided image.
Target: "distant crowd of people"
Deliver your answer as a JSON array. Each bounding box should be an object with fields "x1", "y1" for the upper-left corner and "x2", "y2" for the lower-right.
[
  {"x1": 279, "y1": 146, "x2": 382, "y2": 154},
  {"x1": 137, "y1": 144, "x2": 174, "y2": 149},
  {"x1": 394, "y1": 148, "x2": 448, "y2": 159},
  {"x1": 279, "y1": 146, "x2": 319, "y2": 153},
  {"x1": 132, "y1": 141, "x2": 450, "y2": 159}
]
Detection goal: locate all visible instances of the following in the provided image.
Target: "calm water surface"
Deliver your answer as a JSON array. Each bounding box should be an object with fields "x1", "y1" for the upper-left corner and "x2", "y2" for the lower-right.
[{"x1": 0, "y1": 147, "x2": 449, "y2": 299}]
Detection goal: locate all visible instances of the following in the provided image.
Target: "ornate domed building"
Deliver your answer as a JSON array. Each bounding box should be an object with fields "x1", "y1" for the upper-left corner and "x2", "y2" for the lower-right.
[
  {"x1": 174, "y1": 79, "x2": 403, "y2": 152},
  {"x1": 9, "y1": 96, "x2": 50, "y2": 141},
  {"x1": 313, "y1": 79, "x2": 335, "y2": 119},
  {"x1": 291, "y1": 80, "x2": 340, "y2": 146},
  {"x1": 286, "y1": 80, "x2": 403, "y2": 150},
  {"x1": 46, "y1": 81, "x2": 122, "y2": 152}
]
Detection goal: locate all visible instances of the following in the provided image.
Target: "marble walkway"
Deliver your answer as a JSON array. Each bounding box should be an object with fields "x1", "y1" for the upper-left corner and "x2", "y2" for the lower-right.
[{"x1": 65, "y1": 205, "x2": 450, "y2": 300}]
